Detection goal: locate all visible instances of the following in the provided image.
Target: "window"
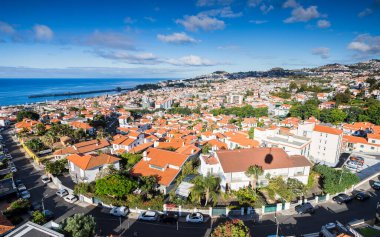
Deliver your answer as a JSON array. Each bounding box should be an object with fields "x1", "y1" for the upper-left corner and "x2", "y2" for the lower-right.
[
  {"x1": 360, "y1": 145, "x2": 364, "y2": 148},
  {"x1": 372, "y1": 140, "x2": 376, "y2": 143},
  {"x1": 371, "y1": 147, "x2": 375, "y2": 150}
]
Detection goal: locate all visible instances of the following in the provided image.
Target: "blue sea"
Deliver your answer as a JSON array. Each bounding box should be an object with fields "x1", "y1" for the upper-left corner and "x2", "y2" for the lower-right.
[{"x1": 0, "y1": 78, "x2": 170, "y2": 106}]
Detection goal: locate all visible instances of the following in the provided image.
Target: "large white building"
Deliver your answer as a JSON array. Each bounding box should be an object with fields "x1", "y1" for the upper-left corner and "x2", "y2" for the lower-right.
[
  {"x1": 309, "y1": 125, "x2": 343, "y2": 167},
  {"x1": 200, "y1": 148, "x2": 312, "y2": 192}
]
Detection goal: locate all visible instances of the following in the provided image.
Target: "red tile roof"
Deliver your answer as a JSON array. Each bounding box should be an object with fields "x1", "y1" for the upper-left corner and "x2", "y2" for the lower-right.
[
  {"x1": 67, "y1": 153, "x2": 120, "y2": 170},
  {"x1": 314, "y1": 125, "x2": 342, "y2": 135},
  {"x1": 216, "y1": 148, "x2": 312, "y2": 173}
]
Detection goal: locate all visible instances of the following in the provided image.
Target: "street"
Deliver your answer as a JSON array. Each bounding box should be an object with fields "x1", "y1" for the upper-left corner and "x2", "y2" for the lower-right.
[{"x1": 3, "y1": 127, "x2": 380, "y2": 236}]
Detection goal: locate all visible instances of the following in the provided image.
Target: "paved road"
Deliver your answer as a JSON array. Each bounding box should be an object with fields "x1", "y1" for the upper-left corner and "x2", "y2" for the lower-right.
[
  {"x1": 3, "y1": 127, "x2": 380, "y2": 236},
  {"x1": 2, "y1": 128, "x2": 210, "y2": 236}
]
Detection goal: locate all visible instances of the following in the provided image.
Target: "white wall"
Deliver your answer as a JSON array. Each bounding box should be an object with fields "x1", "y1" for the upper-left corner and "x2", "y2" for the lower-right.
[{"x1": 310, "y1": 131, "x2": 342, "y2": 166}]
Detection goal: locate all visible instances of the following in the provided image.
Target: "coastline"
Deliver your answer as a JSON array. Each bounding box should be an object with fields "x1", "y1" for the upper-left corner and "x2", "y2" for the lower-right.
[{"x1": 0, "y1": 78, "x2": 179, "y2": 108}]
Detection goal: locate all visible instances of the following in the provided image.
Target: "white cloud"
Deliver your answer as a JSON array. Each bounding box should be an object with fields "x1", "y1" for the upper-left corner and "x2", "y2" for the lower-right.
[
  {"x1": 196, "y1": 0, "x2": 233, "y2": 7},
  {"x1": 312, "y1": 47, "x2": 330, "y2": 59},
  {"x1": 81, "y1": 31, "x2": 136, "y2": 50},
  {"x1": 166, "y1": 55, "x2": 216, "y2": 66},
  {"x1": 176, "y1": 14, "x2": 225, "y2": 31},
  {"x1": 284, "y1": 6, "x2": 320, "y2": 23},
  {"x1": 201, "y1": 7, "x2": 242, "y2": 18},
  {"x1": 249, "y1": 20, "x2": 268, "y2": 24},
  {"x1": 94, "y1": 50, "x2": 161, "y2": 64},
  {"x1": 124, "y1": 17, "x2": 136, "y2": 24},
  {"x1": 260, "y1": 4, "x2": 274, "y2": 14},
  {"x1": 33, "y1": 24, "x2": 53, "y2": 41},
  {"x1": 0, "y1": 21, "x2": 15, "y2": 35},
  {"x1": 157, "y1": 32, "x2": 198, "y2": 44},
  {"x1": 347, "y1": 34, "x2": 380, "y2": 54},
  {"x1": 248, "y1": 0, "x2": 262, "y2": 7},
  {"x1": 358, "y1": 8, "x2": 373, "y2": 17},
  {"x1": 144, "y1": 16, "x2": 156, "y2": 22},
  {"x1": 282, "y1": 0, "x2": 299, "y2": 8},
  {"x1": 317, "y1": 19, "x2": 331, "y2": 28}
]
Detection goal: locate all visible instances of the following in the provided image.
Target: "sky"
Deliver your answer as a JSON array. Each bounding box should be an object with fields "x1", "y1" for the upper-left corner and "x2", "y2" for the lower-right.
[{"x1": 0, "y1": 0, "x2": 379, "y2": 78}]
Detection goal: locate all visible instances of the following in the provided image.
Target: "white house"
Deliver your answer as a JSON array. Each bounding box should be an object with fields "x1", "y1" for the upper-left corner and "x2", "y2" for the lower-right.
[
  {"x1": 273, "y1": 104, "x2": 291, "y2": 117},
  {"x1": 200, "y1": 148, "x2": 312, "y2": 192},
  {"x1": 0, "y1": 117, "x2": 10, "y2": 127},
  {"x1": 309, "y1": 125, "x2": 343, "y2": 167},
  {"x1": 111, "y1": 132, "x2": 145, "y2": 154},
  {"x1": 67, "y1": 153, "x2": 120, "y2": 183}
]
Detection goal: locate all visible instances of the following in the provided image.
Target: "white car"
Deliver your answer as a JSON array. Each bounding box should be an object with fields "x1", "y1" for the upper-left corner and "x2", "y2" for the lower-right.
[
  {"x1": 110, "y1": 206, "x2": 129, "y2": 217},
  {"x1": 41, "y1": 175, "x2": 51, "y2": 184},
  {"x1": 186, "y1": 212, "x2": 204, "y2": 223},
  {"x1": 138, "y1": 211, "x2": 159, "y2": 221},
  {"x1": 64, "y1": 194, "x2": 78, "y2": 203},
  {"x1": 56, "y1": 189, "x2": 68, "y2": 197},
  {"x1": 20, "y1": 190, "x2": 31, "y2": 199},
  {"x1": 17, "y1": 184, "x2": 27, "y2": 192}
]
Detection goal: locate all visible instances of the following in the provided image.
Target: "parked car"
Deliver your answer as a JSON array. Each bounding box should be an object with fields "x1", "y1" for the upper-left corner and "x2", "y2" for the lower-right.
[
  {"x1": 31, "y1": 201, "x2": 42, "y2": 211},
  {"x1": 14, "y1": 179, "x2": 22, "y2": 186},
  {"x1": 56, "y1": 189, "x2": 69, "y2": 197},
  {"x1": 41, "y1": 175, "x2": 51, "y2": 184},
  {"x1": 138, "y1": 211, "x2": 159, "y2": 221},
  {"x1": 355, "y1": 192, "x2": 370, "y2": 201},
  {"x1": 42, "y1": 210, "x2": 54, "y2": 221},
  {"x1": 295, "y1": 202, "x2": 315, "y2": 214},
  {"x1": 110, "y1": 206, "x2": 129, "y2": 217},
  {"x1": 20, "y1": 190, "x2": 31, "y2": 199},
  {"x1": 64, "y1": 194, "x2": 78, "y2": 203},
  {"x1": 332, "y1": 193, "x2": 353, "y2": 204},
  {"x1": 160, "y1": 212, "x2": 178, "y2": 224},
  {"x1": 17, "y1": 184, "x2": 27, "y2": 192},
  {"x1": 349, "y1": 156, "x2": 364, "y2": 165},
  {"x1": 371, "y1": 181, "x2": 380, "y2": 190},
  {"x1": 346, "y1": 161, "x2": 362, "y2": 168},
  {"x1": 186, "y1": 212, "x2": 204, "y2": 223},
  {"x1": 10, "y1": 166, "x2": 17, "y2": 173}
]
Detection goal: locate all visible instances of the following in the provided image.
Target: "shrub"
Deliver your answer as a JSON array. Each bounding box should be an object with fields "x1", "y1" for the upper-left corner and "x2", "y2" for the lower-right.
[
  {"x1": 211, "y1": 219, "x2": 250, "y2": 237},
  {"x1": 32, "y1": 210, "x2": 47, "y2": 225}
]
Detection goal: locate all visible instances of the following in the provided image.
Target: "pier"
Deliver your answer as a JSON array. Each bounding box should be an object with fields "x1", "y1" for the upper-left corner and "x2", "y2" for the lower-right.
[{"x1": 28, "y1": 87, "x2": 129, "y2": 98}]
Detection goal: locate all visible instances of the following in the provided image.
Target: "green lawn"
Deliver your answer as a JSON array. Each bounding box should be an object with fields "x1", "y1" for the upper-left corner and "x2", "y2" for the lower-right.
[{"x1": 357, "y1": 227, "x2": 380, "y2": 237}]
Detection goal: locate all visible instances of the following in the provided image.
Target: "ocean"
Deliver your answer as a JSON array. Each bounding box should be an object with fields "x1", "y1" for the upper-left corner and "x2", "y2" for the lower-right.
[{"x1": 0, "y1": 78, "x2": 169, "y2": 107}]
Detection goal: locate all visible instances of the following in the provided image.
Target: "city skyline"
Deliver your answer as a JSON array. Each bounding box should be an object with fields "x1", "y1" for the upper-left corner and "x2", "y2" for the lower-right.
[{"x1": 0, "y1": 0, "x2": 379, "y2": 78}]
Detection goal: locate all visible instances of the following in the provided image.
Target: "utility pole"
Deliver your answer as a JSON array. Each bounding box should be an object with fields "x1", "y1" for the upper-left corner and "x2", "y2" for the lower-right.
[{"x1": 275, "y1": 212, "x2": 279, "y2": 237}]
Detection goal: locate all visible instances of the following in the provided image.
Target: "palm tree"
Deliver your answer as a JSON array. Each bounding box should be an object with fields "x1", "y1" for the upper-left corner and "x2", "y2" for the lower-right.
[
  {"x1": 245, "y1": 165, "x2": 263, "y2": 192},
  {"x1": 190, "y1": 175, "x2": 220, "y2": 206}
]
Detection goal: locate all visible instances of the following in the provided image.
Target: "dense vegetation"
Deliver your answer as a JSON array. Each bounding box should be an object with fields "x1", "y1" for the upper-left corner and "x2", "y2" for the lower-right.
[
  {"x1": 313, "y1": 165, "x2": 360, "y2": 194},
  {"x1": 211, "y1": 105, "x2": 268, "y2": 118},
  {"x1": 16, "y1": 110, "x2": 40, "y2": 122},
  {"x1": 211, "y1": 219, "x2": 250, "y2": 237}
]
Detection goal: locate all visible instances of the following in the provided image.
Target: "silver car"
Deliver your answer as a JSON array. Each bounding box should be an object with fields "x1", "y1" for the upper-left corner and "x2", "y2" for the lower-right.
[{"x1": 138, "y1": 211, "x2": 159, "y2": 221}]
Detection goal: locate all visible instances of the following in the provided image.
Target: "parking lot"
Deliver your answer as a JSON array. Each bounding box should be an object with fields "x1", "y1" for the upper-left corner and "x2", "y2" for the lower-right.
[{"x1": 344, "y1": 153, "x2": 380, "y2": 180}]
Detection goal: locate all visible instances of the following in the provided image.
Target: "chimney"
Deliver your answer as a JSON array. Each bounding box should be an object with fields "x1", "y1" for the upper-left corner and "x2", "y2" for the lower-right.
[{"x1": 143, "y1": 151, "x2": 149, "y2": 161}]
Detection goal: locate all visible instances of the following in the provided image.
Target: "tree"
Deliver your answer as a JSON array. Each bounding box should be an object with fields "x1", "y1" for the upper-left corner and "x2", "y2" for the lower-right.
[
  {"x1": 313, "y1": 165, "x2": 360, "y2": 194},
  {"x1": 190, "y1": 175, "x2": 220, "y2": 206},
  {"x1": 248, "y1": 127, "x2": 254, "y2": 139},
  {"x1": 120, "y1": 153, "x2": 142, "y2": 170},
  {"x1": 201, "y1": 143, "x2": 212, "y2": 154},
  {"x1": 245, "y1": 165, "x2": 263, "y2": 191},
  {"x1": 366, "y1": 101, "x2": 380, "y2": 125},
  {"x1": 63, "y1": 214, "x2": 96, "y2": 237},
  {"x1": 95, "y1": 174, "x2": 137, "y2": 199},
  {"x1": 41, "y1": 133, "x2": 56, "y2": 147},
  {"x1": 16, "y1": 110, "x2": 40, "y2": 122},
  {"x1": 234, "y1": 188, "x2": 257, "y2": 206},
  {"x1": 334, "y1": 89, "x2": 351, "y2": 105},
  {"x1": 45, "y1": 159, "x2": 67, "y2": 176},
  {"x1": 320, "y1": 109, "x2": 346, "y2": 124},
  {"x1": 211, "y1": 219, "x2": 250, "y2": 237},
  {"x1": 35, "y1": 124, "x2": 46, "y2": 136},
  {"x1": 289, "y1": 81, "x2": 298, "y2": 91},
  {"x1": 140, "y1": 176, "x2": 157, "y2": 195},
  {"x1": 25, "y1": 138, "x2": 45, "y2": 152},
  {"x1": 31, "y1": 210, "x2": 46, "y2": 225},
  {"x1": 73, "y1": 128, "x2": 86, "y2": 141},
  {"x1": 344, "y1": 107, "x2": 364, "y2": 123}
]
